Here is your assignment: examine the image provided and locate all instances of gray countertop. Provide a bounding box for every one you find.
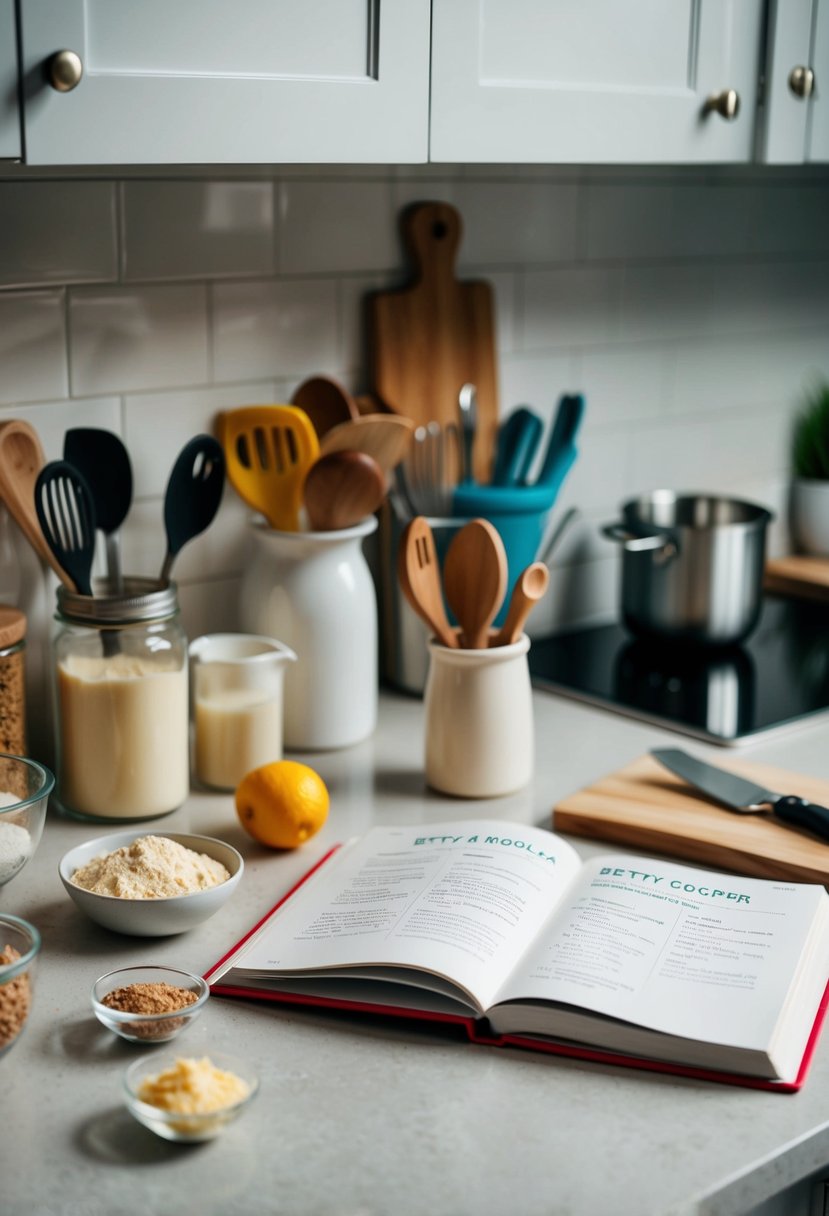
[5,686,829,1216]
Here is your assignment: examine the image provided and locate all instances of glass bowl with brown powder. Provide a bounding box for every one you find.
[92,965,210,1044]
[0,914,41,1057]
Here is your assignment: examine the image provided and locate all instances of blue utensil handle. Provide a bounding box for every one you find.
[492,408,544,487]
[774,796,829,842]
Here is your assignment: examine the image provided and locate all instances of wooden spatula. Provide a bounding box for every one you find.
[220,405,319,531]
[397,516,458,649]
[0,419,69,584]
[319,414,415,477]
[443,518,508,649]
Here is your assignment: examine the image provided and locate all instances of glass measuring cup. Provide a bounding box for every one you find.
[189,633,297,791]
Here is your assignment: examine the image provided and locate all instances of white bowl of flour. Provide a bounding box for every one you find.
[58,831,243,936]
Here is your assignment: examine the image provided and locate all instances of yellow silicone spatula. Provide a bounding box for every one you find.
[220,405,319,531]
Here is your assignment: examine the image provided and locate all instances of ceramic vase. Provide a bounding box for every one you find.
[239,518,378,750]
[791,479,829,557]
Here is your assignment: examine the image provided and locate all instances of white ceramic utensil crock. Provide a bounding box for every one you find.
[239,517,378,750]
[424,633,533,798]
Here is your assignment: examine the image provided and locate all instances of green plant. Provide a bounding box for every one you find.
[792,381,829,480]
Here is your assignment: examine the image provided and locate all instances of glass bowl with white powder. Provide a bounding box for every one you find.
[0,755,55,888]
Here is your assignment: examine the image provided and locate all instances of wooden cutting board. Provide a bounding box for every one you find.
[764,555,829,602]
[554,754,829,883]
[369,202,498,483]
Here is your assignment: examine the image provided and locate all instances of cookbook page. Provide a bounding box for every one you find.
[224,821,582,1012]
[495,854,829,1049]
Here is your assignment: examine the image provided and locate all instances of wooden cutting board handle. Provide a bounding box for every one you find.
[404,202,463,287]
[370,201,498,483]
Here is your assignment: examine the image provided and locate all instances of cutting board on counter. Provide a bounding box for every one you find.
[765,555,829,602]
[554,754,829,883]
[369,202,498,483]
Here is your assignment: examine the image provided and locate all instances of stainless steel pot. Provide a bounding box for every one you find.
[602,492,773,646]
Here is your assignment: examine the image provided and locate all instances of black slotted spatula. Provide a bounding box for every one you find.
[34,460,97,596]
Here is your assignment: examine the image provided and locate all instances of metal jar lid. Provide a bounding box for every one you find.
[56,578,180,626]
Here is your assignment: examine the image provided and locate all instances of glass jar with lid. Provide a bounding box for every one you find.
[0,606,26,757]
[52,579,189,821]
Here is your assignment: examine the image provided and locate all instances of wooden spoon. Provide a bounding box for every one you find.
[442,518,508,649]
[397,516,458,649]
[0,419,72,586]
[290,375,358,440]
[491,562,550,647]
[303,450,386,532]
[320,415,415,476]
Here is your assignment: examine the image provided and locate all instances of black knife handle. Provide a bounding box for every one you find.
[774,796,829,843]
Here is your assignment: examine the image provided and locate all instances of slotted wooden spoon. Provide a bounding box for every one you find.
[443,518,508,649]
[397,516,458,649]
[220,405,319,531]
[0,418,69,584]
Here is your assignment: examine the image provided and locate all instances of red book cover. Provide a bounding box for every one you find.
[205,846,829,1094]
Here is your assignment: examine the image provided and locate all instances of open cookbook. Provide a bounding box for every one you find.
[206,820,829,1091]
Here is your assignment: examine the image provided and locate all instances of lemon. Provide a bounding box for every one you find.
[235,760,329,849]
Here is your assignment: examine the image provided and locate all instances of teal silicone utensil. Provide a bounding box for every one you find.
[451,394,585,624]
[491,407,544,487]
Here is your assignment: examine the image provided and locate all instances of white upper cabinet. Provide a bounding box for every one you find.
[0,0,21,159]
[430,0,765,163]
[761,0,829,162]
[813,3,829,158]
[17,0,430,165]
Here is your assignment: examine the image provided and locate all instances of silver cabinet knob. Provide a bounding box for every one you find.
[48,50,83,93]
[789,66,815,99]
[703,88,740,120]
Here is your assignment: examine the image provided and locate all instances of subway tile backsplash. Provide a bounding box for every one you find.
[1,164,828,651]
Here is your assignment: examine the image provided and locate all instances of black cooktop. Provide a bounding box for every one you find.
[529,596,829,746]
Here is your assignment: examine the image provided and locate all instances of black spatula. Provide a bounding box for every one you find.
[63,428,133,591]
[160,435,225,582]
[34,460,97,596]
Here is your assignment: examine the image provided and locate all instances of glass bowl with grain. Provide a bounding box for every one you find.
[92,964,210,1044]
[0,914,41,1057]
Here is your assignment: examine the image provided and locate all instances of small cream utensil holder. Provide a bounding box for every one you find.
[424,633,533,798]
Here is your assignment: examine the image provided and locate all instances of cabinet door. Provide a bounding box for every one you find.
[18,0,429,165]
[430,0,764,163]
[0,0,21,159]
[810,1,829,159]
[760,0,828,163]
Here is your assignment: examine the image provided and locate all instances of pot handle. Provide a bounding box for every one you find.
[601,523,678,564]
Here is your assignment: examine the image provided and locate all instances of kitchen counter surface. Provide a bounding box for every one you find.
[6,686,829,1216]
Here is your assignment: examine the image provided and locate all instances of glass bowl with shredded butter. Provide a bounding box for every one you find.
[123,1051,259,1141]
[58,831,243,937]
[92,965,210,1044]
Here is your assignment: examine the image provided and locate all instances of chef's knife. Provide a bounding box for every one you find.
[651,748,829,843]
